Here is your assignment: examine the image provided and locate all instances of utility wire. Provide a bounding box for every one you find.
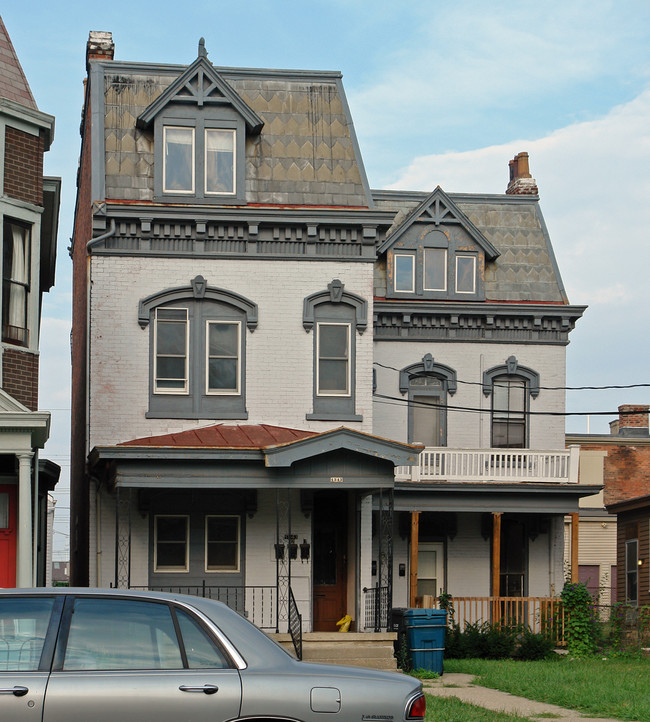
[373,361,650,392]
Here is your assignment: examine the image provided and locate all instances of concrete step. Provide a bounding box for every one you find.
[271,632,399,672]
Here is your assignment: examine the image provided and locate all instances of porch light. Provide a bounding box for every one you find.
[289,543,298,560]
[274,543,285,560]
[300,539,310,561]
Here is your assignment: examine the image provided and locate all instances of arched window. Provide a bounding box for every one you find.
[139,276,257,419]
[400,355,457,447]
[483,356,540,449]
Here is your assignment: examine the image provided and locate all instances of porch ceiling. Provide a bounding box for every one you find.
[392,482,603,514]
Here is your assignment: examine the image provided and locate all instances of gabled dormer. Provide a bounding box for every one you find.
[378,186,499,301]
[136,39,263,205]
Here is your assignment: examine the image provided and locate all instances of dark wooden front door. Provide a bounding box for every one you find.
[313,491,347,632]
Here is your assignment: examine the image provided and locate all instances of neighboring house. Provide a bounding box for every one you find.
[0,16,60,587]
[569,404,650,607]
[69,32,595,635]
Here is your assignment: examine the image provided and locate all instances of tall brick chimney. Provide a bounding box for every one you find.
[506,152,539,195]
[86,31,114,71]
[612,404,650,437]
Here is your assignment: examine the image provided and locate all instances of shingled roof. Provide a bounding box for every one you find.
[0,16,36,109]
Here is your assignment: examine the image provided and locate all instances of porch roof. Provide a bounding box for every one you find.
[90,424,422,489]
[392,481,603,514]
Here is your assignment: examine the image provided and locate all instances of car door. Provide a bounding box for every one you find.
[42,595,242,722]
[0,595,62,722]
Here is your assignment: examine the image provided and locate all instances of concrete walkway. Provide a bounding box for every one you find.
[422,673,627,722]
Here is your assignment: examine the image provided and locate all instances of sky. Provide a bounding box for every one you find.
[2,1,649,560]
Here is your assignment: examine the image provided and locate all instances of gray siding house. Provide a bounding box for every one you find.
[70,33,596,640]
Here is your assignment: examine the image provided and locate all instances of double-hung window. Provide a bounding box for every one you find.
[316,322,350,397]
[394,253,415,293]
[456,255,477,294]
[423,248,447,292]
[2,219,30,346]
[205,516,240,572]
[163,125,235,197]
[492,376,526,448]
[154,515,189,572]
[206,321,240,394]
[154,308,188,393]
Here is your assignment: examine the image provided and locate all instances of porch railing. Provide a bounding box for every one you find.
[129,583,277,630]
[421,595,566,644]
[288,587,303,660]
[396,446,580,484]
[363,585,390,631]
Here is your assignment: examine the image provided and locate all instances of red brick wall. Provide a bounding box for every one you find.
[618,404,649,430]
[69,78,93,586]
[3,126,44,206]
[604,446,650,506]
[2,347,38,410]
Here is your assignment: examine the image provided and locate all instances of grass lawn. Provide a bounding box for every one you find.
[445,657,650,721]
[425,695,534,721]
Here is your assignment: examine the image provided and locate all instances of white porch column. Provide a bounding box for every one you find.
[16,451,34,587]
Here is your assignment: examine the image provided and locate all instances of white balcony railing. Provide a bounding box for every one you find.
[395,445,580,483]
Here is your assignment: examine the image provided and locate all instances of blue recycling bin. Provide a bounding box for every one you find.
[404,608,447,674]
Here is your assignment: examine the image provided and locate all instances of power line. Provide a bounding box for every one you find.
[373,361,650,392]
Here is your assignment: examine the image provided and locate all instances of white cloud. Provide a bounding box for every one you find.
[385,90,650,312]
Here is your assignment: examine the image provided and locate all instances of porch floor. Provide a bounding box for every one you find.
[271,632,399,672]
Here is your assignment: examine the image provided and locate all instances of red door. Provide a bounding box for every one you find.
[0,485,17,587]
[313,492,348,632]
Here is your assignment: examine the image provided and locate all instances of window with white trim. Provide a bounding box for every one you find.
[163,126,195,194]
[394,253,415,293]
[154,515,189,572]
[456,255,476,294]
[492,376,526,449]
[206,321,240,394]
[2,219,31,346]
[316,322,350,397]
[154,308,188,393]
[205,515,240,572]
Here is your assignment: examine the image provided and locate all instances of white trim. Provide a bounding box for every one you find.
[204,128,236,196]
[153,307,189,394]
[316,321,351,397]
[393,252,415,293]
[455,254,477,294]
[204,515,240,573]
[205,320,241,395]
[423,248,447,292]
[163,125,195,194]
[153,514,189,573]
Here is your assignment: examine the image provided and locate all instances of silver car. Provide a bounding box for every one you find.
[0,588,425,721]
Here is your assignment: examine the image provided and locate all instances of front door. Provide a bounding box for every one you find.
[0,486,17,588]
[313,492,348,632]
[417,542,444,601]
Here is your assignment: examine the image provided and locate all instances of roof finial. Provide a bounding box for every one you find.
[198,37,207,58]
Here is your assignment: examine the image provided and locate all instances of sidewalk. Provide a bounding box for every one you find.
[422,673,627,722]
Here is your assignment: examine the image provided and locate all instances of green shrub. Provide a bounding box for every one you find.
[560,582,597,657]
[516,629,555,660]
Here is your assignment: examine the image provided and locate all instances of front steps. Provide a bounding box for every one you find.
[271,632,399,672]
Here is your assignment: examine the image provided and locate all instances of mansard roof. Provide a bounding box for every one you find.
[0,16,36,109]
[374,189,570,304]
[136,40,263,133]
[378,185,499,260]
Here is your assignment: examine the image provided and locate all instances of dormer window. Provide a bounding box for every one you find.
[138,42,263,206]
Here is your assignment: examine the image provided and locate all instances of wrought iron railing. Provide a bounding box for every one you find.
[396,446,580,483]
[288,587,302,660]
[363,585,390,631]
[129,583,277,630]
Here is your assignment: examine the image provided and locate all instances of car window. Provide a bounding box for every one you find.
[175,608,230,668]
[0,597,55,671]
[63,598,182,670]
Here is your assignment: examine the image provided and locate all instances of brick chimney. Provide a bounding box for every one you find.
[613,404,650,437]
[506,152,539,195]
[86,31,114,71]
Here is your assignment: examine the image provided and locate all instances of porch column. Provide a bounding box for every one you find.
[491,512,502,597]
[570,512,579,583]
[16,452,34,588]
[409,511,420,607]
